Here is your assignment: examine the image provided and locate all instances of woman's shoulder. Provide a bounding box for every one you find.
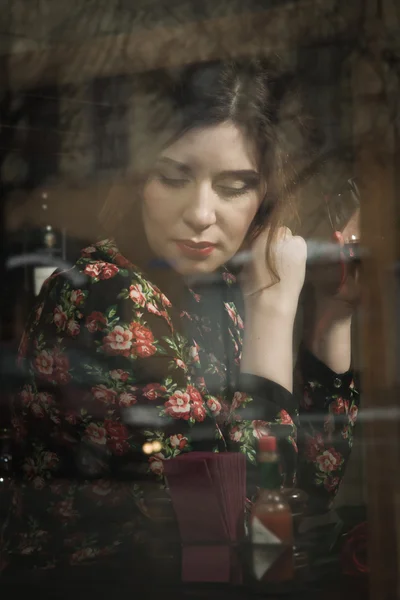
[76,238,136,278]
[38,238,158,309]
[75,238,168,297]
[41,238,170,311]
[54,237,155,289]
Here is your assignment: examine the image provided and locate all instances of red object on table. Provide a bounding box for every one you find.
[164,452,246,583]
[341,522,368,575]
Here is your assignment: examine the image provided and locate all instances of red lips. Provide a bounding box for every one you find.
[176,240,216,258]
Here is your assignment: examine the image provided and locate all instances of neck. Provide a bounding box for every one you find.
[116,212,187,303]
[259,459,281,491]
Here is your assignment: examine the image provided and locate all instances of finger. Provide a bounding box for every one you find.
[333,230,345,247]
[331,231,349,292]
[278,226,293,241]
[342,207,360,242]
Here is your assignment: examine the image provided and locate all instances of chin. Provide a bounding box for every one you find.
[173,257,223,277]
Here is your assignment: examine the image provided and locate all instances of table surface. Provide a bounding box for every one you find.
[1,506,368,599]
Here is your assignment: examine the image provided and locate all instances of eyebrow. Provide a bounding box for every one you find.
[157,157,192,175]
[156,157,260,181]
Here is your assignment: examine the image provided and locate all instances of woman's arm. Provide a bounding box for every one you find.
[295,344,360,514]
[240,297,296,393]
[230,299,359,510]
[303,293,353,374]
[295,249,360,513]
[303,229,360,374]
[240,227,308,393]
[231,229,360,509]
[225,229,306,483]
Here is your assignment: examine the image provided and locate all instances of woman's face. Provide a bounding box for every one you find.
[142,121,262,276]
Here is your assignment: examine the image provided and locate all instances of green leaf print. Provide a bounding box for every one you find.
[106,305,118,320]
[117,289,130,300]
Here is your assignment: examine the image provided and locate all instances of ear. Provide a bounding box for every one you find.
[247,201,275,242]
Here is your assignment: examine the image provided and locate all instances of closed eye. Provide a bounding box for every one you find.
[216,182,256,198]
[157,175,189,188]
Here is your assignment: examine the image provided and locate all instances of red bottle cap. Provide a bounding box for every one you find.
[259,436,277,452]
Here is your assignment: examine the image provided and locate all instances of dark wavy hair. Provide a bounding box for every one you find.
[100,57,309,280]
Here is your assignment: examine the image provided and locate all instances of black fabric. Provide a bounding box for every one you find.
[298,344,354,397]
[238,373,297,420]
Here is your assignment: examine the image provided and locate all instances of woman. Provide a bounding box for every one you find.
[1,59,359,581]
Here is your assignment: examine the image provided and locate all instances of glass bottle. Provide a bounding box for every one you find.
[250,436,294,583]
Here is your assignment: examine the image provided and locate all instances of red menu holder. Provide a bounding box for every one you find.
[164,452,246,584]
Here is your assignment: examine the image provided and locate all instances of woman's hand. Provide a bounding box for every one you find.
[303,212,361,374]
[307,207,361,312]
[330,231,361,309]
[240,226,307,317]
[239,227,307,393]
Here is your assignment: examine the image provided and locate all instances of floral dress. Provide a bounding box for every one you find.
[0,238,359,572]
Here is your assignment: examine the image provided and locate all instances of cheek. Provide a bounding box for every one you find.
[142,181,173,228]
[227,197,261,243]
[142,180,160,216]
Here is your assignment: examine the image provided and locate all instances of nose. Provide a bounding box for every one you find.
[182,182,217,232]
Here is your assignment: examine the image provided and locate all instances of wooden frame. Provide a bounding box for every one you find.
[2,3,400,596]
[345,7,400,596]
